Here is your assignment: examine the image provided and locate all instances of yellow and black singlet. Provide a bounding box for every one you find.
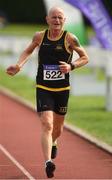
[36,29,73,92]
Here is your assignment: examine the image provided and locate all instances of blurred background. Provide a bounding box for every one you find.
[0,0,112,145]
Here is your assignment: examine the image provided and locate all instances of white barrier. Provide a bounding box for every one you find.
[85,47,112,111]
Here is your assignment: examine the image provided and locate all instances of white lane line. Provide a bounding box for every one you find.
[0,144,36,180]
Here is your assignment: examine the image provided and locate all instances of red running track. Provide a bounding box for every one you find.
[0,92,112,179]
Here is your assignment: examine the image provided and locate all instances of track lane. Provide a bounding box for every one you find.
[0,148,29,179]
[0,92,112,179]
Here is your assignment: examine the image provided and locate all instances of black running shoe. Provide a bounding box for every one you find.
[45,161,56,178]
[51,145,57,159]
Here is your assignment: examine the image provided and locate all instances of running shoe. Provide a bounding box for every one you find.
[51,145,57,159]
[45,161,56,178]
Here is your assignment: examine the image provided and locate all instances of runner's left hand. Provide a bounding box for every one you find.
[59,61,71,73]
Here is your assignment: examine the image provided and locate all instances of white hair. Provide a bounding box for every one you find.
[48,6,65,17]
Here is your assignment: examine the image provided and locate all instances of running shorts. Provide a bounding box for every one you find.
[36,88,69,115]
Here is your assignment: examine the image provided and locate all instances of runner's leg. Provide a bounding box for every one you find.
[40,111,53,161]
[52,113,65,142]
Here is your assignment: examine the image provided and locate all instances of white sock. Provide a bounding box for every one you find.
[45,160,52,167]
[52,140,57,146]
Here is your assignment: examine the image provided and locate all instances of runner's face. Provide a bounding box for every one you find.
[46,9,65,30]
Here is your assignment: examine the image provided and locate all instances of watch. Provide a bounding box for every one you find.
[70,62,75,71]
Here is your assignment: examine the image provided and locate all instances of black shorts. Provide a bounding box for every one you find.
[36,88,69,115]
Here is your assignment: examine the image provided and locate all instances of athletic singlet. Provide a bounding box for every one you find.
[36,29,73,91]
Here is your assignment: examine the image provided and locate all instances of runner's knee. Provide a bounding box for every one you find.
[41,119,53,132]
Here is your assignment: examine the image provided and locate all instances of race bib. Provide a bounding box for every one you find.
[43,65,65,80]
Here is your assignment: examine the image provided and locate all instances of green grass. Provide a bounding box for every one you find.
[0,66,35,104]
[67,96,112,145]
[74,66,93,75]
[0,66,112,145]
[0,23,47,37]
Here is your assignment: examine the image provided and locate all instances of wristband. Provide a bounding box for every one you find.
[70,62,75,71]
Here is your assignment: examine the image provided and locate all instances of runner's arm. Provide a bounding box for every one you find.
[16,32,41,69]
[59,33,89,74]
[68,33,89,70]
[6,32,42,76]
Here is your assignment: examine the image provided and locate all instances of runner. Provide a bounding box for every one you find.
[6,7,89,178]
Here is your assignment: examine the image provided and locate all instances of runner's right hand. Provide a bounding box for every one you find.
[6,65,20,76]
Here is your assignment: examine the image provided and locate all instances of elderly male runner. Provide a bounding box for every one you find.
[6,7,89,178]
